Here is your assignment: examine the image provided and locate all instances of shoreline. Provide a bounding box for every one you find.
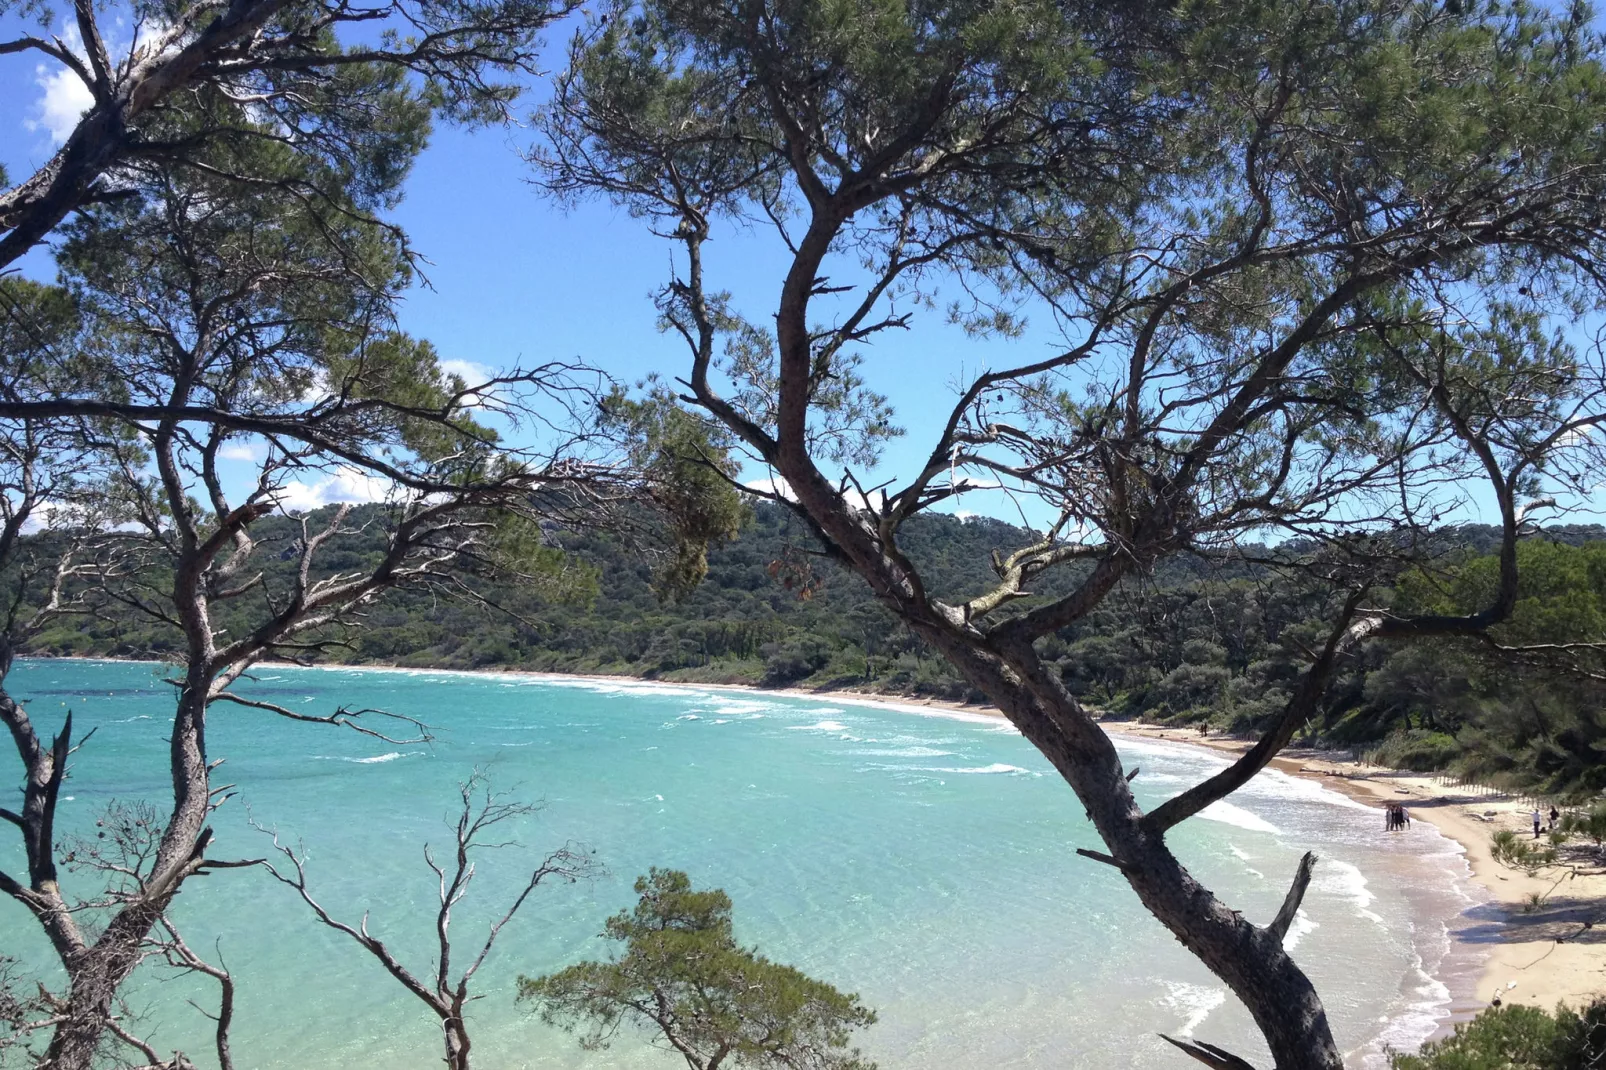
[331,664,1604,1022]
[28,656,1606,1044]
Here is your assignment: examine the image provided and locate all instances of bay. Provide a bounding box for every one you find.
[0,659,1482,1068]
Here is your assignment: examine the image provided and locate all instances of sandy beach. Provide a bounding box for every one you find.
[1093,719,1606,1014]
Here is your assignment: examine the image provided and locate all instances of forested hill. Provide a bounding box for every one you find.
[22,503,1606,796]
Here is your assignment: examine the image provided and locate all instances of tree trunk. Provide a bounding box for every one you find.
[925,630,1342,1069]
[444,998,472,1070]
[41,681,213,1069]
[42,905,161,1068]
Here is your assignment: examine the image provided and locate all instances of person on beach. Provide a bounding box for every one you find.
[1397,805,1409,829]
[1551,806,1561,831]
[1534,809,1544,839]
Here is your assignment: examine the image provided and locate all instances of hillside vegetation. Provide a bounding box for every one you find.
[21,502,1606,798]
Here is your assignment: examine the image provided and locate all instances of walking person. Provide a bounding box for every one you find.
[1533,808,1544,839]
[1550,806,1561,831]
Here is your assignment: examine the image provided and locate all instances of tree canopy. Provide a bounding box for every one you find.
[520,868,877,1070]
[532,0,1606,1065]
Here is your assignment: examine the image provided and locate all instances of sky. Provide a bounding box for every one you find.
[0,15,1080,525]
[0,12,1537,534]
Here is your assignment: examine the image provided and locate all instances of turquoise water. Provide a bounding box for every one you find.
[0,659,1482,1069]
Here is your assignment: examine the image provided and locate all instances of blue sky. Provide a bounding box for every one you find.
[0,23,1073,524]
[2,16,1540,534]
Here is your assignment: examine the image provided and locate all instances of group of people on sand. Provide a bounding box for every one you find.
[1384,802,1411,831]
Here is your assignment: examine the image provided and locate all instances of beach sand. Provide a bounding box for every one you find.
[1090,719,1606,1014]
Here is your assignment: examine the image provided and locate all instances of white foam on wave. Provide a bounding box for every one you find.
[788,720,849,732]
[1228,843,1266,879]
[528,674,711,699]
[1355,924,1453,1068]
[1317,858,1385,926]
[1240,766,1376,813]
[708,699,769,715]
[918,763,1032,776]
[804,693,1017,729]
[853,746,956,758]
[1282,908,1318,952]
[312,751,417,764]
[1197,800,1279,834]
[1162,981,1226,1038]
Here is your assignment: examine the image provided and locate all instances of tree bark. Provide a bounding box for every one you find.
[925,630,1341,1069]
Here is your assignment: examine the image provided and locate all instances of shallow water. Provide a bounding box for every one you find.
[0,660,1484,1068]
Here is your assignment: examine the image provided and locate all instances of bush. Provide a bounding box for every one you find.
[1150,663,1230,717]
[760,636,834,685]
[1368,729,1461,772]
[1390,1001,1606,1069]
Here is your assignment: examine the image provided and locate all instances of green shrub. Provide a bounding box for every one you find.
[1390,1001,1606,1069]
[1369,729,1462,772]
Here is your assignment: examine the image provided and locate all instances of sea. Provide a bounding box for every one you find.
[0,659,1485,1069]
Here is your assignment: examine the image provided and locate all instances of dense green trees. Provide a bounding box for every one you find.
[21,501,1606,797]
[520,869,877,1070]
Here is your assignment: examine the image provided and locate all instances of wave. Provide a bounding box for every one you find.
[852,746,957,758]
[1317,858,1385,926]
[1282,908,1318,951]
[1238,767,1376,813]
[918,763,1032,776]
[706,700,770,715]
[1162,981,1226,1038]
[1197,800,1279,834]
[311,751,417,764]
[1357,932,1453,1068]
[788,720,849,732]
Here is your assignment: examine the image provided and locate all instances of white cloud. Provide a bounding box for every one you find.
[742,474,878,512]
[28,61,93,144]
[438,358,505,410]
[25,21,180,146]
[271,467,392,514]
[218,443,263,462]
[744,475,796,501]
[439,359,495,385]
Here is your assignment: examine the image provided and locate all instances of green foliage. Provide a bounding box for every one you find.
[604,386,748,602]
[1389,1001,1606,1070]
[18,497,1606,796]
[1366,730,1463,773]
[518,869,876,1070]
[1560,803,1606,848]
[1489,830,1556,875]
